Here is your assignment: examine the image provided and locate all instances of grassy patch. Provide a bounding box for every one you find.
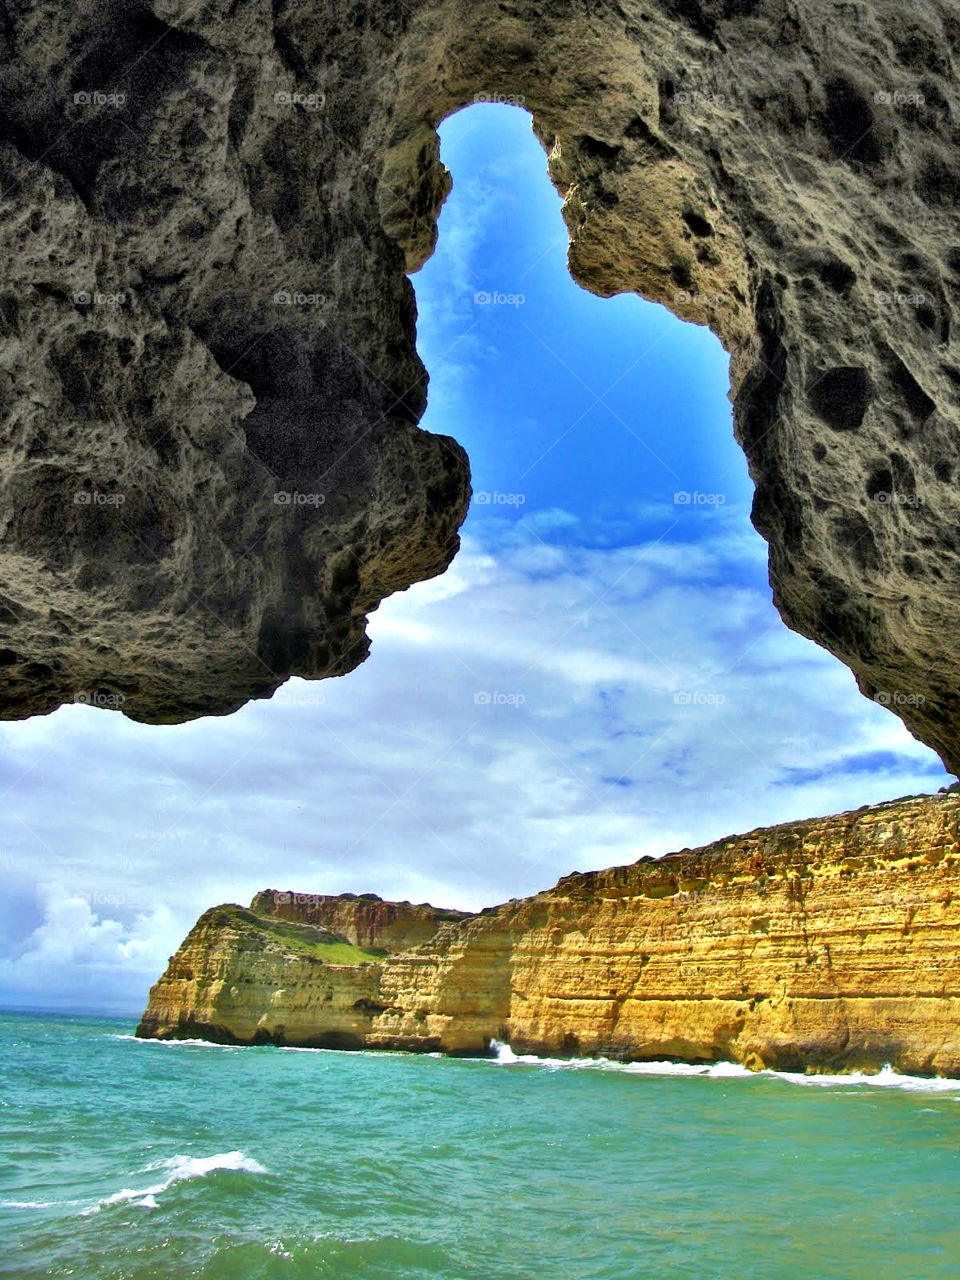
[211,906,388,965]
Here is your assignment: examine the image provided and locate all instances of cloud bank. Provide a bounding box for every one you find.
[0,516,946,1012]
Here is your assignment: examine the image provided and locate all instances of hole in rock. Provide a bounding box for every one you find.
[367,103,951,886]
[0,107,951,1018]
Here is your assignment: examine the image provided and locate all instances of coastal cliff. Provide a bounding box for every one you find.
[138,792,960,1075]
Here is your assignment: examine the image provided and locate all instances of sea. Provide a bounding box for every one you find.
[2,1010,960,1279]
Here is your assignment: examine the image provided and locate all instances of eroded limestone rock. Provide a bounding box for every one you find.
[1,1,958,766]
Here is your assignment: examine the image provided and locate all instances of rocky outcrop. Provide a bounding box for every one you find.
[1,3,959,767]
[139,791,960,1075]
[249,889,472,951]
[135,904,393,1045]
[0,0,470,723]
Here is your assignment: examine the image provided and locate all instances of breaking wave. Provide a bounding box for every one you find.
[486,1041,960,1093]
[80,1151,267,1215]
[110,1035,246,1050]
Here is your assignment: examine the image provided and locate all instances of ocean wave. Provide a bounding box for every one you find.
[108,1033,960,1093]
[768,1064,960,1093]
[80,1151,267,1215]
[487,1042,960,1093]
[489,1044,753,1078]
[109,1034,245,1050]
[277,1046,408,1058]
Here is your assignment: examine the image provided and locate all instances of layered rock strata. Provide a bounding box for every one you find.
[136,905,391,1046]
[139,790,960,1075]
[0,3,958,768]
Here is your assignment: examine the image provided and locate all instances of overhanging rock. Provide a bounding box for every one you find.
[0,0,958,772]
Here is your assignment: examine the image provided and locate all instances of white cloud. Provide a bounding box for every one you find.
[3,102,944,1019]
[0,520,948,1015]
[0,886,178,1013]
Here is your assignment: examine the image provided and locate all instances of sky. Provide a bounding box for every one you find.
[0,105,951,1014]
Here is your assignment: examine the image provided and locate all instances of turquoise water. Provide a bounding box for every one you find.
[3,1013,960,1278]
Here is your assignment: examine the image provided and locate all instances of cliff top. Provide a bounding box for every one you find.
[198,906,388,966]
[250,889,472,921]
[550,791,960,903]
[249,793,960,927]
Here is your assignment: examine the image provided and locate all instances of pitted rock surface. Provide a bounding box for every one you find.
[1,1,959,768]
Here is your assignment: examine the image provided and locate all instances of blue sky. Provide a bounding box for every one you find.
[420,108,744,548]
[0,105,949,1013]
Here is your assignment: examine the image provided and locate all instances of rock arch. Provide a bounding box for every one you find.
[0,0,958,771]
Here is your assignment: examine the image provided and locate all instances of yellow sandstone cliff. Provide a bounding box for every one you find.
[138,792,960,1075]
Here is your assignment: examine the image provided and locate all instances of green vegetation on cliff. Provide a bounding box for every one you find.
[211,906,387,966]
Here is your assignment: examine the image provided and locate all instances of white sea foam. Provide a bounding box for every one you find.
[1,1199,58,1209]
[768,1064,960,1093]
[80,1151,267,1215]
[111,1033,960,1093]
[109,1034,245,1050]
[489,1042,753,1078]
[277,1046,405,1057]
[118,1037,389,1055]
[485,1041,960,1093]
